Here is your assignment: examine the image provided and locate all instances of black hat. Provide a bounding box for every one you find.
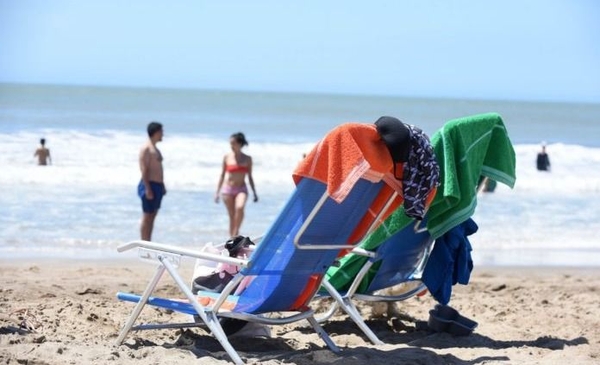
[374,116,411,163]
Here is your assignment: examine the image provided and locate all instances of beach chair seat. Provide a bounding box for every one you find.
[115,122,405,364]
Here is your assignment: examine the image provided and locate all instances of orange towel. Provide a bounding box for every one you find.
[294,123,397,202]
[293,122,404,241]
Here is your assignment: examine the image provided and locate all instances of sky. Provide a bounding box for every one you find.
[0,0,599,103]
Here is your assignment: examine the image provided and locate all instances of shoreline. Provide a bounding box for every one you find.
[1,260,599,364]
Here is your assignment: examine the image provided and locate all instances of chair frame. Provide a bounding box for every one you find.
[317,220,434,344]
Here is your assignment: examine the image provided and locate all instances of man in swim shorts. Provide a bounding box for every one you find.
[138,121,166,241]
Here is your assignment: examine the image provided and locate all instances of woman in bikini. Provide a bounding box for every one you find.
[215,132,258,237]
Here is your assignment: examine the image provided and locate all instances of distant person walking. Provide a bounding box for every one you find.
[536,143,551,171]
[138,122,166,241]
[34,138,51,165]
[215,132,258,237]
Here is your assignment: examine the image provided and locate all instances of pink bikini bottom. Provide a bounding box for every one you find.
[220,184,248,197]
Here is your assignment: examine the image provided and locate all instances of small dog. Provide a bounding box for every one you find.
[368,281,426,319]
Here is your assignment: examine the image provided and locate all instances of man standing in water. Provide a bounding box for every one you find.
[138,122,166,241]
[34,138,52,165]
[536,142,551,171]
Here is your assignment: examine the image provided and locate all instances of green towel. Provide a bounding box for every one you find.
[325,112,516,292]
[426,112,516,238]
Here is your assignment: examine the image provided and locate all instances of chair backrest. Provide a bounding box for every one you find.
[363,218,432,293]
[234,177,388,313]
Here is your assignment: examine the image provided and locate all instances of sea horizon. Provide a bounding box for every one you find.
[5,80,600,102]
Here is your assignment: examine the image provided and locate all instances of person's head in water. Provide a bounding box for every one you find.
[40,138,46,146]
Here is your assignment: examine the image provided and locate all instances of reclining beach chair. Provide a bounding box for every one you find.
[115,122,406,365]
[319,112,517,344]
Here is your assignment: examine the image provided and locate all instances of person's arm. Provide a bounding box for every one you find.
[247,157,258,202]
[139,147,154,200]
[215,156,226,203]
[48,149,52,165]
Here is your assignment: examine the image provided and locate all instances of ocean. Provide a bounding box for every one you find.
[1,83,599,266]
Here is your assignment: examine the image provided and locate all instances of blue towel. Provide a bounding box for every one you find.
[422,218,478,305]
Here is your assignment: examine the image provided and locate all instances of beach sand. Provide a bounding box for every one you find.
[1,259,598,365]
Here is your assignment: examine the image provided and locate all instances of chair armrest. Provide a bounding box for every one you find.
[117,240,249,268]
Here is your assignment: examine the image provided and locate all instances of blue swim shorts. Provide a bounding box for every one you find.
[138,181,165,213]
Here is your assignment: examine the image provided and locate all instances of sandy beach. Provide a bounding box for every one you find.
[1,258,598,365]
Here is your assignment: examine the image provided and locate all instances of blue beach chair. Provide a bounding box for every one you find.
[319,112,517,344]
[115,123,403,364]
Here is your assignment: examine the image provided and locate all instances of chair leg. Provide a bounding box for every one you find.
[115,264,166,345]
[320,279,384,345]
[339,297,383,345]
[204,312,245,365]
[160,257,245,365]
[306,315,340,353]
